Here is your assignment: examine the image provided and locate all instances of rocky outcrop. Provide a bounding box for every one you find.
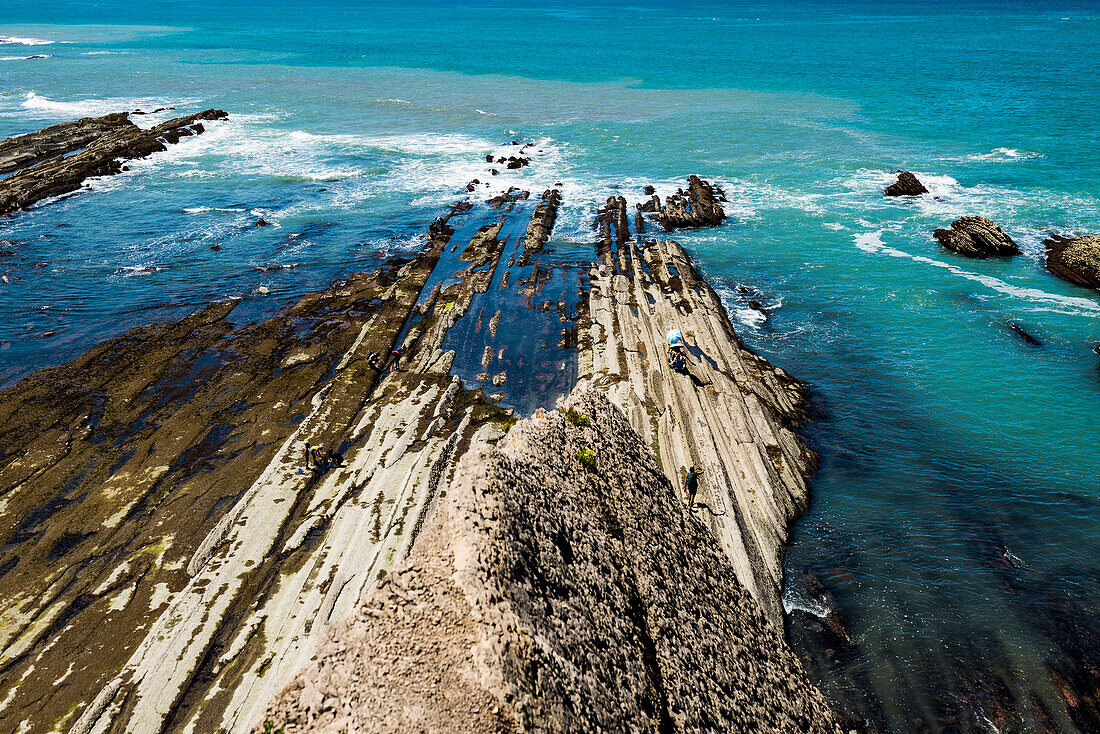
[933,216,1020,258]
[582,222,815,627]
[0,109,227,215]
[1044,235,1100,290]
[0,112,133,175]
[515,188,560,266]
[884,171,928,196]
[657,175,726,230]
[256,390,842,734]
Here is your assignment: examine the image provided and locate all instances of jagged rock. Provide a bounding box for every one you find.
[1044,235,1100,290]
[484,153,493,162]
[884,171,929,196]
[657,175,726,230]
[0,112,133,176]
[0,109,228,215]
[933,216,1019,258]
[643,184,655,195]
[257,391,841,734]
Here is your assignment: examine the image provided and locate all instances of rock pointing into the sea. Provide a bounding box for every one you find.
[933,216,1019,258]
[1044,235,1100,290]
[884,171,929,196]
[657,175,726,229]
[0,112,133,176]
[256,390,842,734]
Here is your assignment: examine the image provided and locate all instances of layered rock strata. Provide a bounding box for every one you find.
[0,109,227,215]
[256,390,842,734]
[656,175,727,230]
[514,187,561,266]
[933,216,1020,258]
[0,112,133,176]
[581,200,815,626]
[1044,235,1100,290]
[884,171,929,196]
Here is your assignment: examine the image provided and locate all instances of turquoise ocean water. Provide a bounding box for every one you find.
[1,1,1098,730]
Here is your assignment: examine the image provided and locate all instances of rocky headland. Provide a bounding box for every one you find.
[1044,235,1100,291]
[0,116,834,733]
[933,216,1020,258]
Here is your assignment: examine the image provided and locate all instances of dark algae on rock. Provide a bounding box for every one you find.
[933,216,1020,258]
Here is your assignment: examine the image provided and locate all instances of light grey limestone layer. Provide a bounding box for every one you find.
[580,237,815,626]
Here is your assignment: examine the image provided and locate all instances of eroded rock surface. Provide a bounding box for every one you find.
[0,109,227,215]
[657,175,727,230]
[1044,235,1100,290]
[933,216,1020,258]
[257,391,841,734]
[884,171,929,196]
[0,112,134,176]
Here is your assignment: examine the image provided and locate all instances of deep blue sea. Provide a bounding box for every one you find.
[2,1,1098,731]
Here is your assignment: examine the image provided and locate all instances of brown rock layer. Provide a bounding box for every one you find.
[1044,235,1100,290]
[0,112,134,176]
[0,109,227,215]
[884,171,929,196]
[933,216,1020,258]
[256,390,841,734]
[657,175,726,230]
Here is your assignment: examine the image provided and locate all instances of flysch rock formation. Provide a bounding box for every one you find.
[0,113,133,176]
[655,175,727,230]
[0,110,227,215]
[1044,234,1100,290]
[883,171,929,197]
[933,216,1020,258]
[256,390,842,734]
[582,195,814,627]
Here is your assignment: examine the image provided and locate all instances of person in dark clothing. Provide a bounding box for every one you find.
[685,465,703,507]
[304,441,312,469]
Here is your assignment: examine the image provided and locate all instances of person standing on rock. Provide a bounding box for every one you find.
[685,465,702,508]
[304,441,312,469]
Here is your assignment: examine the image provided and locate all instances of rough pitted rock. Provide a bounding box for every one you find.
[257,390,841,734]
[0,109,227,215]
[657,175,726,229]
[1044,235,1100,290]
[0,112,134,176]
[933,216,1019,258]
[884,171,929,196]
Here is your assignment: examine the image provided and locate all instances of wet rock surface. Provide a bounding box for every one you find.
[933,216,1020,258]
[258,390,841,734]
[0,112,134,176]
[1044,235,1100,290]
[656,175,727,230]
[884,171,929,197]
[0,109,227,216]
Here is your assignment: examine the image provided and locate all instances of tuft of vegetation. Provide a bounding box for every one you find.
[563,408,590,427]
[576,448,597,472]
[263,723,285,734]
[499,415,519,433]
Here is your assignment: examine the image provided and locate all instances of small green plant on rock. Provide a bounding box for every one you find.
[263,722,285,734]
[563,408,590,427]
[577,448,597,472]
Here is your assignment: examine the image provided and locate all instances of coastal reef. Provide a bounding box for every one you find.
[655,175,727,230]
[884,171,929,197]
[257,390,842,733]
[1044,235,1100,290]
[0,109,227,215]
[933,216,1020,258]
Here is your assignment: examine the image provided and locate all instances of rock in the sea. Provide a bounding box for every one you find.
[933,216,1019,258]
[884,170,929,196]
[0,112,133,176]
[1044,235,1100,290]
[657,175,726,230]
[256,391,842,734]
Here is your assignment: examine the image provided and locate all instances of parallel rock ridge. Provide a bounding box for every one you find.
[0,112,133,176]
[655,174,727,230]
[0,109,227,215]
[257,390,841,734]
[884,170,929,197]
[1044,235,1100,290]
[933,216,1020,258]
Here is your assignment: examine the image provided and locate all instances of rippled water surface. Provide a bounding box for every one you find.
[2,1,1098,731]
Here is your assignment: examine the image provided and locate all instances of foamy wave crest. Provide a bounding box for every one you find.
[782,588,832,619]
[16,91,197,119]
[966,147,1040,162]
[0,54,51,61]
[117,265,169,277]
[854,230,1100,313]
[0,36,54,46]
[182,206,248,214]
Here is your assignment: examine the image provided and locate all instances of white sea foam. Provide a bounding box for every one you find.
[182,206,248,214]
[0,54,51,61]
[15,91,198,119]
[0,35,54,46]
[781,589,832,619]
[965,147,1039,162]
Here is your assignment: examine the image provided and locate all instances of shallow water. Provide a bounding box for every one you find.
[1,1,1098,731]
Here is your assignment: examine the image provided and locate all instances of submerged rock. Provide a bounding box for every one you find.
[1044,235,1100,290]
[933,216,1019,258]
[257,391,842,734]
[884,170,929,196]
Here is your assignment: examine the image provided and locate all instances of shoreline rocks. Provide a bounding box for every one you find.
[0,109,227,216]
[884,171,929,196]
[0,112,134,176]
[933,216,1019,258]
[657,175,727,230]
[1044,235,1100,290]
